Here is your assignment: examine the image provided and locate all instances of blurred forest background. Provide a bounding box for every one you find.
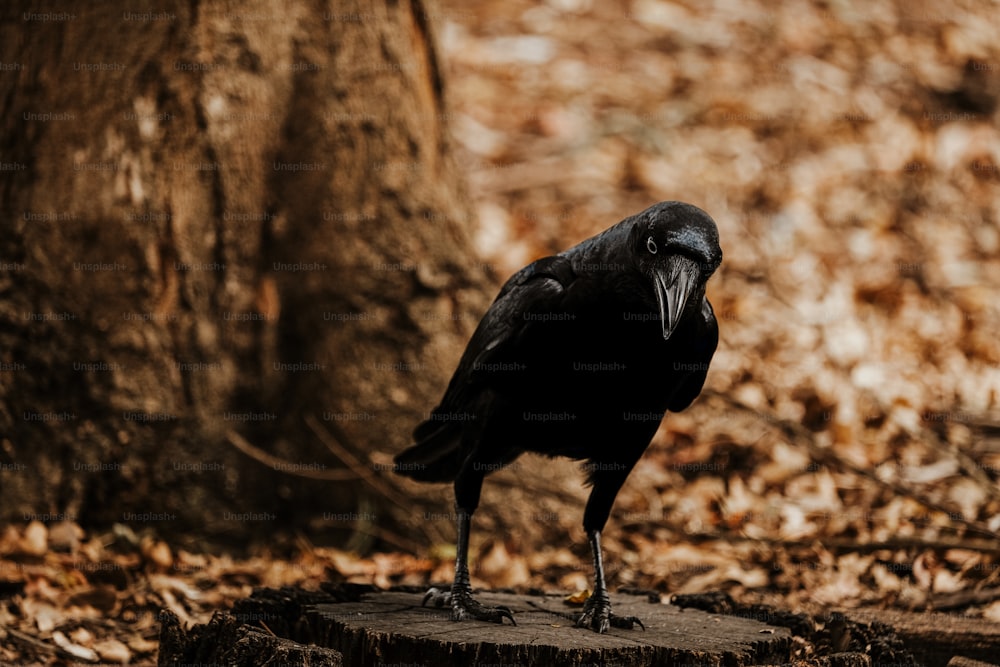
[3,0,1000,663]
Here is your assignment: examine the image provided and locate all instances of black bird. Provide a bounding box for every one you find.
[394,201,722,633]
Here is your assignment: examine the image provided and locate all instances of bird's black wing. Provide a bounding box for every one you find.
[440,253,576,409]
[667,298,719,412]
[396,255,575,481]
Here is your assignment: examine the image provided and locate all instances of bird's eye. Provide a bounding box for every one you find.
[646,237,658,254]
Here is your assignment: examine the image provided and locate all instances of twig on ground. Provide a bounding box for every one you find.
[929,585,1000,611]
[1,624,98,663]
[304,413,450,546]
[225,430,357,481]
[228,428,442,548]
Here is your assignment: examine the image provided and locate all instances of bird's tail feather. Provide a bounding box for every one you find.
[393,420,463,483]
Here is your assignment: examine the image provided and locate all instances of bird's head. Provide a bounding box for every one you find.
[632,201,722,340]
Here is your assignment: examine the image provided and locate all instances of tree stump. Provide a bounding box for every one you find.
[158,608,343,667]
[158,586,793,666]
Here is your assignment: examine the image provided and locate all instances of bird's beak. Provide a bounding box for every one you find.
[652,257,700,340]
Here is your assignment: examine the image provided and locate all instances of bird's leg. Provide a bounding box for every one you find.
[422,467,515,625]
[454,507,515,624]
[575,529,644,632]
[573,529,644,632]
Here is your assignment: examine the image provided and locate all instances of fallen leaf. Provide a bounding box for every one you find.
[141,537,173,570]
[19,521,47,557]
[94,636,132,663]
[52,630,99,662]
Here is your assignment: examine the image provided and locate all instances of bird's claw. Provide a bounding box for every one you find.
[422,586,449,608]
[610,614,644,630]
[575,594,645,633]
[421,586,516,625]
[453,598,516,625]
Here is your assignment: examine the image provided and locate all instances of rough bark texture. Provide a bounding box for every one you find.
[846,609,1000,667]
[158,608,343,667]
[0,0,488,548]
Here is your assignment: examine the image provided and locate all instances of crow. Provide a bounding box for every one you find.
[394,201,722,633]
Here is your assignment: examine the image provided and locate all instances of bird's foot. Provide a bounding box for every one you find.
[422,586,516,625]
[575,592,645,633]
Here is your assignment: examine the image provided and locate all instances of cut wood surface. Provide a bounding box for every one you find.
[157,586,793,666]
[161,586,1000,667]
[157,586,794,667]
[309,589,793,666]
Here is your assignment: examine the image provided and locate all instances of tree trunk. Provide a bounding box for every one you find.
[0,0,488,550]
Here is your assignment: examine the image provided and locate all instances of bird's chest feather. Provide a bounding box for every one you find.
[509,275,700,405]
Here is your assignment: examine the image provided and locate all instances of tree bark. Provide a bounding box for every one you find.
[0,0,488,549]
[159,608,343,667]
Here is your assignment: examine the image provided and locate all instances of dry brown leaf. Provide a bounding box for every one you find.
[22,598,60,633]
[94,636,132,663]
[19,521,47,557]
[52,630,99,662]
[983,600,1000,623]
[148,573,204,602]
[127,634,159,654]
[141,537,173,570]
[912,552,934,590]
[159,589,194,626]
[558,571,590,592]
[68,626,94,647]
[477,541,531,589]
[47,522,84,553]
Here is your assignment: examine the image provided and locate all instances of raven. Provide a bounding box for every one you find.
[394,201,722,633]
